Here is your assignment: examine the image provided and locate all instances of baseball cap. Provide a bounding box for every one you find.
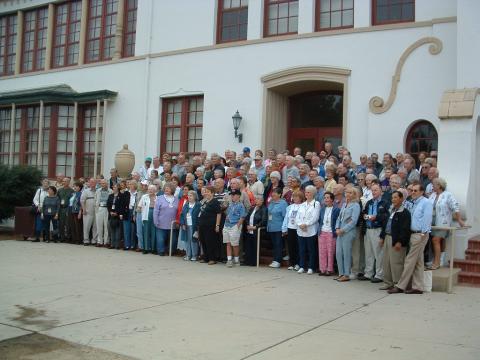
[230,189,241,196]
[243,147,251,153]
[145,157,152,162]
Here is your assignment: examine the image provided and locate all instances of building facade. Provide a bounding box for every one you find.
[0,0,479,254]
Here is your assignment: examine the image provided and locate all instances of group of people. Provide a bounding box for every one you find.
[30,143,466,294]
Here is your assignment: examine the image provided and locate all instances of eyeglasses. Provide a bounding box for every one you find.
[412,189,420,193]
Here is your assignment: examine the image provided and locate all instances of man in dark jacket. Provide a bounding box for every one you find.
[359,184,389,283]
[379,191,411,290]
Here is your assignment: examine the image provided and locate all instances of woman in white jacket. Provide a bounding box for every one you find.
[282,190,304,271]
[137,185,158,254]
[428,178,465,270]
[295,185,321,274]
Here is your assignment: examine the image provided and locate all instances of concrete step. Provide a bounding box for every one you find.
[468,239,480,250]
[453,259,480,273]
[465,249,480,261]
[431,267,460,292]
[458,271,480,286]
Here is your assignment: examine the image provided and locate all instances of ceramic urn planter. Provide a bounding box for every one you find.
[114,144,135,178]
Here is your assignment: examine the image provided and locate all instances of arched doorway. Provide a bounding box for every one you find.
[261,66,350,152]
[405,120,438,163]
[288,90,343,153]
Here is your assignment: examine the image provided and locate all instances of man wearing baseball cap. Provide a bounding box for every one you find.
[243,147,251,159]
[223,189,247,267]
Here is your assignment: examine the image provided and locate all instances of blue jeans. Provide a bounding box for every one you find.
[269,231,283,263]
[42,215,58,241]
[35,213,43,238]
[185,225,199,259]
[155,228,170,254]
[336,230,355,276]
[142,208,155,251]
[123,209,134,249]
[136,212,143,250]
[298,235,317,271]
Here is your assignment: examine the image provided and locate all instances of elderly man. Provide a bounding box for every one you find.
[419,161,432,189]
[54,173,65,189]
[403,157,420,186]
[139,157,152,182]
[57,177,74,242]
[148,156,163,179]
[252,155,266,182]
[95,179,112,247]
[313,176,325,203]
[389,182,433,294]
[225,178,251,211]
[282,156,299,181]
[324,142,336,159]
[360,184,389,283]
[332,184,346,209]
[81,178,98,245]
[247,170,264,197]
[425,167,439,197]
[32,179,50,242]
[298,164,310,185]
[172,153,187,179]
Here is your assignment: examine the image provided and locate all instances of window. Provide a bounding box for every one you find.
[265,0,298,37]
[52,0,82,68]
[80,105,103,178]
[316,0,354,30]
[405,120,437,164]
[0,104,103,179]
[372,0,414,25]
[0,13,17,76]
[0,109,11,164]
[217,0,248,43]
[86,0,118,63]
[22,7,48,72]
[123,0,137,57]
[161,96,203,155]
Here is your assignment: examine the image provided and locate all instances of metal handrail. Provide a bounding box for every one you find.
[169,220,178,257]
[256,226,265,268]
[430,225,471,293]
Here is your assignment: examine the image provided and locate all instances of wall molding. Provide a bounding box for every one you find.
[369,36,443,114]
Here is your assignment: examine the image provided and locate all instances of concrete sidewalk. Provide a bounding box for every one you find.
[0,240,479,360]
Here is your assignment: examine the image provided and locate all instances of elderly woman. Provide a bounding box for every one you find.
[428,178,465,270]
[32,179,50,242]
[295,185,321,274]
[318,191,340,276]
[198,186,222,265]
[180,190,201,261]
[41,186,60,243]
[335,186,361,282]
[267,187,288,268]
[264,171,284,206]
[138,184,157,254]
[69,182,83,244]
[154,182,179,256]
[324,167,337,193]
[282,190,304,271]
[244,195,268,266]
[107,184,122,249]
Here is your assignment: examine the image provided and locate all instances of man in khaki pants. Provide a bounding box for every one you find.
[379,191,411,291]
[389,182,432,294]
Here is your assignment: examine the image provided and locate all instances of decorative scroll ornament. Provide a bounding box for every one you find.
[369,37,443,114]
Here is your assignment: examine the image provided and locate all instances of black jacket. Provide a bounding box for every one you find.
[244,205,268,232]
[362,198,389,234]
[263,180,284,203]
[380,205,411,247]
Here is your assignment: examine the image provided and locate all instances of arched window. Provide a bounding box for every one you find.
[405,120,438,163]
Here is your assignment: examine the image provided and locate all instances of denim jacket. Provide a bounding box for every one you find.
[267,199,288,232]
[335,202,361,234]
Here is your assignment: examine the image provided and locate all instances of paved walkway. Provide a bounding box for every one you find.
[0,240,479,360]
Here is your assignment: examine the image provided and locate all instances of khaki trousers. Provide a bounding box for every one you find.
[351,227,365,275]
[397,233,428,291]
[364,227,384,280]
[96,207,110,245]
[383,235,406,287]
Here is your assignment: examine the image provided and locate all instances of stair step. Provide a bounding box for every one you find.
[468,239,480,250]
[454,259,480,273]
[466,249,480,261]
[458,271,480,285]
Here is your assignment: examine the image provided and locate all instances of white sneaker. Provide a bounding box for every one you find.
[297,268,305,274]
[307,269,313,275]
[269,261,280,268]
[287,266,294,270]
[183,256,189,261]
[226,260,233,268]
[233,260,240,267]
[190,257,197,261]
[294,265,300,271]
[283,255,290,261]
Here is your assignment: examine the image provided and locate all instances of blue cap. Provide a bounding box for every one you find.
[243,147,251,153]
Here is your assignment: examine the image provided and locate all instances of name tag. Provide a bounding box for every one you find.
[47,208,52,214]
[112,204,115,210]
[268,214,273,221]
[61,200,65,205]
[389,213,395,219]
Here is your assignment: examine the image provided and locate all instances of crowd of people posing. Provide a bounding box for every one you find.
[31,143,466,294]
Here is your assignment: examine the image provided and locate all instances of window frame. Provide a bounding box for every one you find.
[52,0,82,69]
[372,0,415,26]
[405,120,437,164]
[160,96,204,156]
[264,0,299,38]
[315,0,354,31]
[85,0,118,64]
[0,13,18,77]
[122,0,138,57]
[216,0,249,44]
[0,109,12,164]
[21,7,48,73]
